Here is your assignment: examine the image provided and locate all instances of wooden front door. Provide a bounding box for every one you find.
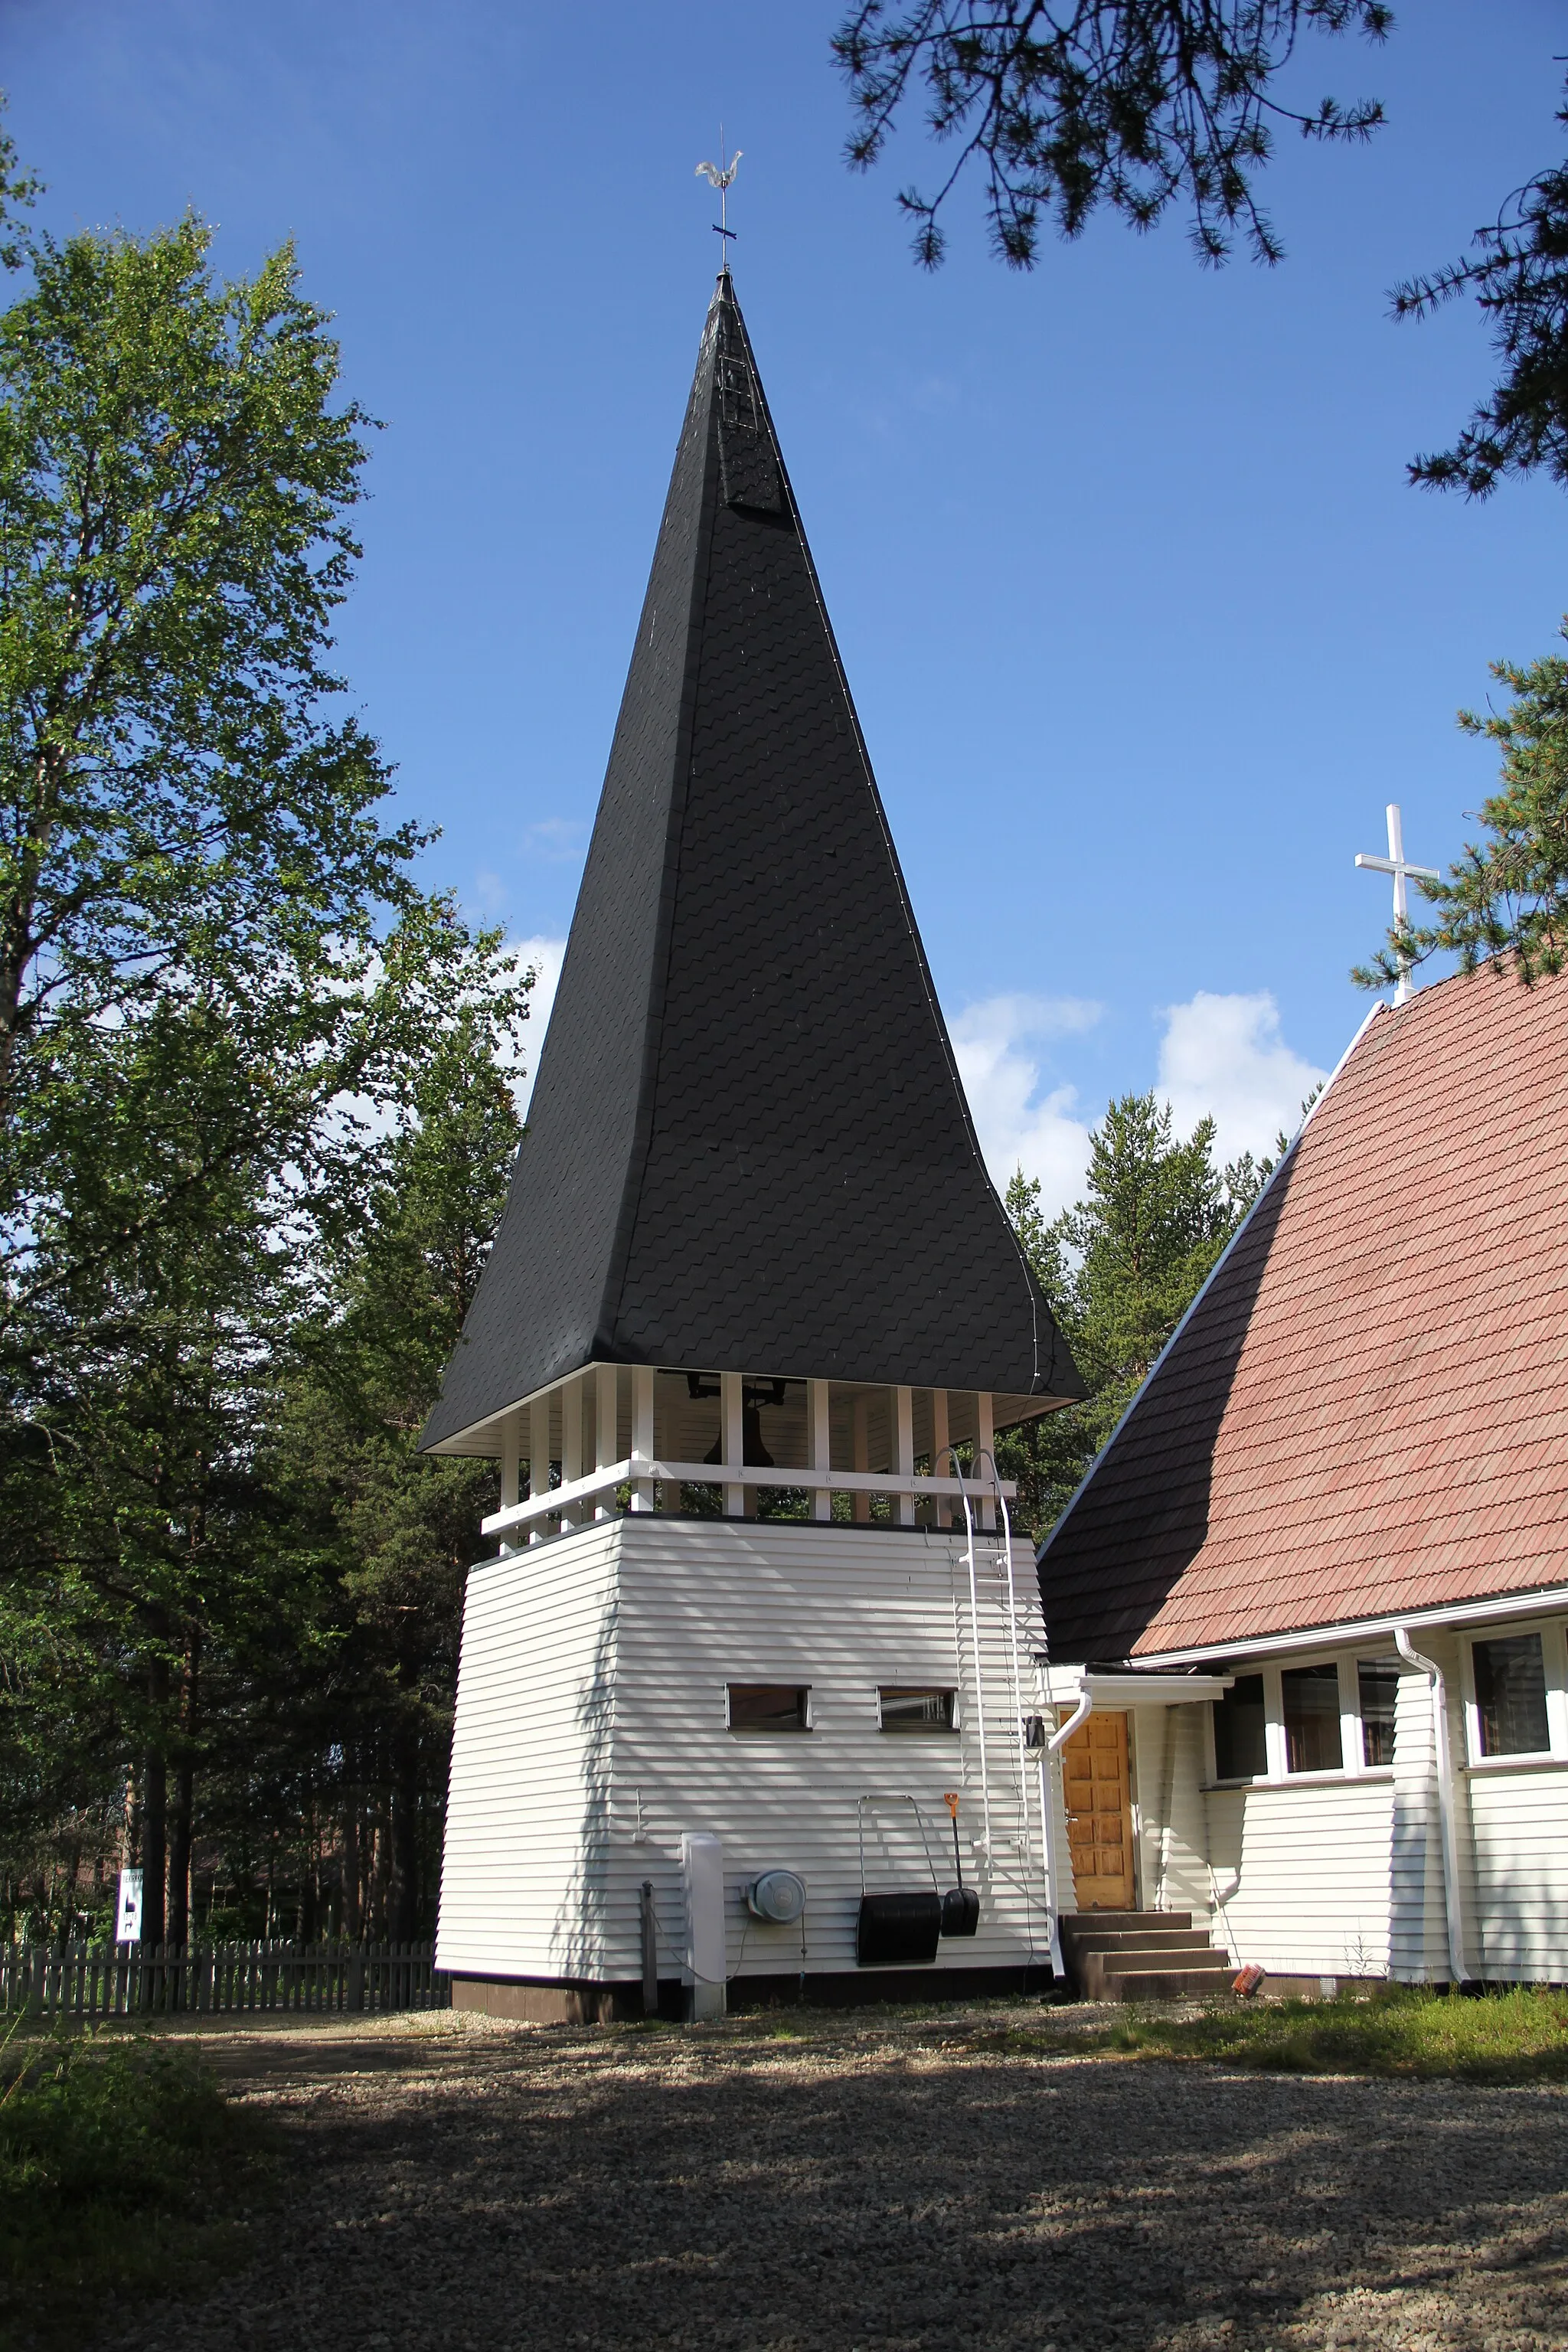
[1063,1711,1135,1909]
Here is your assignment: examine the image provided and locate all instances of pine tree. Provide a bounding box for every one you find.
[998,1095,1266,1541]
[1357,628,1568,988]
[277,994,525,1940]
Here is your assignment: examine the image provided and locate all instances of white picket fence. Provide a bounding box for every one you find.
[0,1939,449,2018]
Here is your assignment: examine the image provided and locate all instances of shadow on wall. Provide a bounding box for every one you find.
[549,1581,620,1984]
[1389,1660,1446,1987]
[1458,1779,1568,1983]
[1038,1149,1298,1661]
[541,1527,1045,1992]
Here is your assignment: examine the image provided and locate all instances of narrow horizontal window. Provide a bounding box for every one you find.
[727,1684,810,1735]
[878,1687,956,1733]
[1357,1660,1400,1767]
[1282,1663,1344,1773]
[1472,1634,1549,1757]
[1212,1674,1266,1781]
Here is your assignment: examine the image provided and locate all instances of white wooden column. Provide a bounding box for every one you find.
[720,1372,744,1517]
[560,1375,583,1528]
[497,1413,522,1554]
[852,1393,871,1524]
[977,1390,995,1530]
[893,1386,915,1527]
[929,1389,950,1530]
[808,1379,832,1521]
[630,1366,655,1512]
[528,1396,551,1544]
[499,1414,521,1508]
[596,1363,619,1521]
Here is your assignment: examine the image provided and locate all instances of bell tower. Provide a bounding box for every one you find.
[428,273,1083,2020]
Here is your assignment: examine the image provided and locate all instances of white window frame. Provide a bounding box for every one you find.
[724,1681,813,1733]
[875,1684,960,1733]
[1206,1650,1398,1787]
[1460,1619,1568,1768]
[1349,1652,1402,1772]
[1205,1668,1269,1785]
[1271,1656,1349,1779]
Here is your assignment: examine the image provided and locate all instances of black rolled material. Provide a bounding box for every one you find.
[940,1885,980,1938]
[856,1890,941,1967]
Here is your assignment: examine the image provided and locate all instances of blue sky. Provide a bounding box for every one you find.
[6,0,1564,1205]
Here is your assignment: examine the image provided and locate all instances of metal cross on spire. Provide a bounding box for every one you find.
[1356,803,1439,1007]
[696,138,742,262]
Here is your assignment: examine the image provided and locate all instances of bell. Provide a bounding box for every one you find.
[702,1403,774,1468]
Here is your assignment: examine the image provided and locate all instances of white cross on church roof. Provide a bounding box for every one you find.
[1356,803,1439,1006]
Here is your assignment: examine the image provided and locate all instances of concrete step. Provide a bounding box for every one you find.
[1100,1964,1236,2002]
[1060,1913,1234,2001]
[1094,1945,1232,1975]
[1061,1911,1193,1936]
[1063,1927,1214,1956]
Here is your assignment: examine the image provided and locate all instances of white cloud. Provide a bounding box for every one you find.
[949,994,1102,1214]
[1156,991,1328,1166]
[472,867,508,917]
[510,934,567,1117]
[524,816,589,861]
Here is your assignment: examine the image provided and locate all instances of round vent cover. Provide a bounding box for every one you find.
[746,1870,806,1924]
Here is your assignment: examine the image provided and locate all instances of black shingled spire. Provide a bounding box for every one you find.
[423,273,1083,1450]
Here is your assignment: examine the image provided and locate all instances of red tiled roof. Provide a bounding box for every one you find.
[1038,966,1568,1658]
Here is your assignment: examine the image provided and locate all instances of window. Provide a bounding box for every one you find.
[1282,1664,1343,1772]
[727,1684,810,1734]
[1357,1661,1400,1766]
[879,1687,956,1733]
[1472,1634,1550,1757]
[1212,1674,1266,1780]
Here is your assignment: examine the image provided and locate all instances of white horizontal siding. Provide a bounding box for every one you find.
[1204,1779,1395,1977]
[609,1521,1054,1982]
[1467,1766,1568,1978]
[1131,1704,1212,1926]
[436,1527,621,1978]
[440,1515,1060,1988]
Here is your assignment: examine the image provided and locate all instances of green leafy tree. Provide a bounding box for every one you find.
[0,173,534,1946]
[999,1093,1266,1539]
[1355,626,1568,990]
[0,910,526,1948]
[0,208,425,1322]
[281,992,525,1940]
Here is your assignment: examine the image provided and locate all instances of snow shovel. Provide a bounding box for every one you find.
[940,1791,980,1937]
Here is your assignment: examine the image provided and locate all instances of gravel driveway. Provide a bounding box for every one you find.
[108,2004,1568,2351]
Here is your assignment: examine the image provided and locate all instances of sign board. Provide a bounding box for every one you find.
[115,1867,143,1944]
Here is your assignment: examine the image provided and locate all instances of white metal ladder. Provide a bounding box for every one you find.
[939,1449,1066,1977]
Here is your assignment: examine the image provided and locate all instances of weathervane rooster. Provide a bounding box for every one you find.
[696,145,742,253]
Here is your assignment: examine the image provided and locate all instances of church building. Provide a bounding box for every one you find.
[1037,964,1568,1991]
[424,271,1100,2019]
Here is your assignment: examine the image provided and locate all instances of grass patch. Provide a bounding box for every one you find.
[1004,1985,1568,2081]
[0,2026,273,2350]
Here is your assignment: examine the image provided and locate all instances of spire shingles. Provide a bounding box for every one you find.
[423,275,1081,1450]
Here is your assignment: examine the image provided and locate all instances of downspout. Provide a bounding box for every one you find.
[1037,1684,1093,1978]
[1393,1626,1468,1985]
[1048,1685,1093,1756]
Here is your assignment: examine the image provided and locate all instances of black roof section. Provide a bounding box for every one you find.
[423,273,1083,1451]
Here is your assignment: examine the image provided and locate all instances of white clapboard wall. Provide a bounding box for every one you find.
[1127,1632,1568,1986]
[436,1515,1060,1985]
